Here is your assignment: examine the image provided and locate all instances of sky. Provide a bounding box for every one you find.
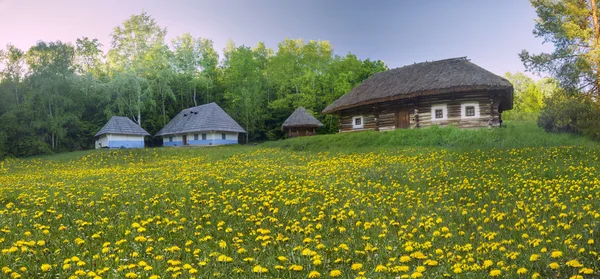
[0,0,553,77]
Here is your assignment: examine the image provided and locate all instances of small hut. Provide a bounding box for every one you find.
[156,102,245,146]
[95,116,150,149]
[282,107,323,138]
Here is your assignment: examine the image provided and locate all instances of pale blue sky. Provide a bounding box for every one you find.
[0,0,552,77]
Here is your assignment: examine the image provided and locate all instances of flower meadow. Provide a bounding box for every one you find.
[0,146,599,279]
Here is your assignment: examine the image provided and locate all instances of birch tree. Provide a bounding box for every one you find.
[107,11,166,125]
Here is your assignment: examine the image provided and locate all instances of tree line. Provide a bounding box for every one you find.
[0,12,387,157]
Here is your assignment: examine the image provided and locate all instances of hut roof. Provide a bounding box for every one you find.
[156,102,246,136]
[282,107,324,129]
[322,57,514,114]
[95,116,150,137]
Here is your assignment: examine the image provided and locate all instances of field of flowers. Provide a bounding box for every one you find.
[0,145,599,278]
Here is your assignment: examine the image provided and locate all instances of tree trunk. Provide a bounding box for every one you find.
[137,92,142,126]
[592,0,600,91]
[193,85,197,106]
[14,83,19,105]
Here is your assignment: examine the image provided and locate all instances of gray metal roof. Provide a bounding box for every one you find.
[156,102,246,136]
[95,116,150,137]
[282,107,324,128]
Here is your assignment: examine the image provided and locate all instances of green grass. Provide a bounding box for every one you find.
[1,121,599,279]
[263,121,597,152]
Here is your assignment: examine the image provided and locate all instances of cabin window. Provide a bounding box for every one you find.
[461,102,480,119]
[222,133,226,140]
[202,134,207,140]
[352,116,364,129]
[169,136,173,142]
[466,106,475,116]
[430,104,448,121]
[194,134,199,140]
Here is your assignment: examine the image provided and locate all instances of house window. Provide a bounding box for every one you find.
[169,136,173,142]
[466,106,475,117]
[194,134,199,140]
[435,109,443,119]
[431,104,448,121]
[352,116,364,129]
[461,102,480,119]
[222,133,226,140]
[202,134,207,140]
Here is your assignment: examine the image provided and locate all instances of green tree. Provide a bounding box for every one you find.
[0,44,26,105]
[503,72,557,121]
[107,12,167,125]
[223,45,267,143]
[25,41,80,149]
[521,0,600,96]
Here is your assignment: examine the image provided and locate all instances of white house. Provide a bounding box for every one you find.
[156,102,246,146]
[95,116,150,149]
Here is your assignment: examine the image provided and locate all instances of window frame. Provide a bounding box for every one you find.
[461,102,480,119]
[222,133,226,140]
[201,133,207,140]
[465,106,475,117]
[194,134,199,140]
[352,116,364,129]
[430,104,448,121]
[168,136,173,142]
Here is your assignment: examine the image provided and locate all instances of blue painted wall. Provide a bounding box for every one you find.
[107,140,144,148]
[162,138,238,146]
[211,139,238,145]
[164,141,183,147]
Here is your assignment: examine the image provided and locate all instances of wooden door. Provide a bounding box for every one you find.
[395,110,410,129]
[182,135,187,145]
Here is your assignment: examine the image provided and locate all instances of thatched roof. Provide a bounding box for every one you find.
[95,116,150,137]
[323,57,513,114]
[282,107,324,129]
[156,102,245,136]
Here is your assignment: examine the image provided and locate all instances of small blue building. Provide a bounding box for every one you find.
[95,116,150,149]
[156,102,246,146]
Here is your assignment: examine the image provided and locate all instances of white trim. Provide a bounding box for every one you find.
[461,102,480,119]
[352,116,364,129]
[430,104,448,121]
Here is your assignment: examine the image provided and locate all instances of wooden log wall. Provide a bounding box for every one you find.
[337,92,504,132]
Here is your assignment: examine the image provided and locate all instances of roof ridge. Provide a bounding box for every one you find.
[395,57,469,70]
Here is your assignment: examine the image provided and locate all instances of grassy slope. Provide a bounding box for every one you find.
[263,121,597,152]
[15,121,596,163]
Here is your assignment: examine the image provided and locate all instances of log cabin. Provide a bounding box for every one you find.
[282,107,323,138]
[322,57,514,132]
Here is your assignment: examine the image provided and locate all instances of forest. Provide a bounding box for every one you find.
[0,12,386,157]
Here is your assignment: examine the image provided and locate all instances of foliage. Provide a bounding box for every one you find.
[521,0,600,96]
[0,138,599,278]
[538,90,600,139]
[502,72,557,121]
[0,12,386,158]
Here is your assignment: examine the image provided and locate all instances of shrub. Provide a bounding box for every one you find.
[538,91,600,140]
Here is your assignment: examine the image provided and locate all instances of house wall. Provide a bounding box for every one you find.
[284,127,317,138]
[95,135,109,149]
[163,132,238,146]
[96,134,145,149]
[338,92,503,132]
